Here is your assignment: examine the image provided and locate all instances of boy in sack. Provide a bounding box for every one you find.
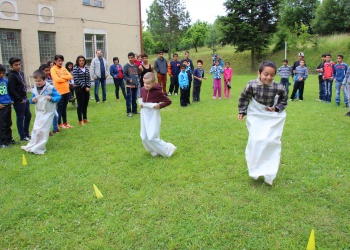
[139,72,176,157]
[21,70,61,154]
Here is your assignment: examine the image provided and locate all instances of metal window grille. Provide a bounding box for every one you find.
[38,31,56,65]
[0,29,23,72]
[84,34,106,62]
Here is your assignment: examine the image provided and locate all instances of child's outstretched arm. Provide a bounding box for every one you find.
[237,83,253,120]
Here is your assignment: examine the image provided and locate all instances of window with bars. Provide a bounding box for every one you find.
[84,34,106,62]
[0,29,23,72]
[83,0,103,7]
[38,31,56,65]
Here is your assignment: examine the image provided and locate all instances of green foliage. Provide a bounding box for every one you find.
[142,30,155,54]
[219,0,280,70]
[146,0,191,59]
[206,22,223,54]
[182,21,209,52]
[1,78,350,249]
[312,0,350,35]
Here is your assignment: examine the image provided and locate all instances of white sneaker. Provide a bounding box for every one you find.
[167,92,171,96]
[174,93,178,96]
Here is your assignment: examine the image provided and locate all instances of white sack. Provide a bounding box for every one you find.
[21,95,56,154]
[245,98,286,185]
[139,98,176,157]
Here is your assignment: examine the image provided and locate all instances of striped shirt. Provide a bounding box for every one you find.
[72,66,91,89]
[238,78,287,114]
[295,66,308,81]
[277,65,292,79]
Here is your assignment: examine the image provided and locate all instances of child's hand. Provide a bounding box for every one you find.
[238,114,244,121]
[46,96,52,101]
[32,97,37,103]
[153,104,160,110]
[266,106,275,112]
[0,104,4,109]
[298,77,303,82]
[86,87,90,92]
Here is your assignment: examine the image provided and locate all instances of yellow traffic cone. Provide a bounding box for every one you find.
[22,154,27,166]
[306,229,315,250]
[93,184,103,198]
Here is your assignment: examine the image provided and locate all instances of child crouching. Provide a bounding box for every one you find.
[21,70,61,154]
[139,72,176,157]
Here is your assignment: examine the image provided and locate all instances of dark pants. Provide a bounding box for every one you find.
[280,78,289,96]
[323,79,333,102]
[0,105,13,145]
[193,83,201,102]
[169,75,179,94]
[94,77,106,102]
[13,98,31,139]
[75,88,89,121]
[290,81,305,100]
[318,75,325,101]
[113,78,126,100]
[180,87,189,106]
[69,84,75,99]
[57,93,70,124]
[126,87,138,113]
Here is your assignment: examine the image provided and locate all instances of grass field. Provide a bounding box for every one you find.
[1,75,349,249]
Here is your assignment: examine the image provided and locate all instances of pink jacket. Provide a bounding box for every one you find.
[224,67,232,80]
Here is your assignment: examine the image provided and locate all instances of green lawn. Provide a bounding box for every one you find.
[1,75,349,249]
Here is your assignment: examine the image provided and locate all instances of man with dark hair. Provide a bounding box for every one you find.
[7,57,32,141]
[123,52,140,117]
[167,53,181,96]
[154,51,168,95]
[315,54,327,101]
[90,49,109,103]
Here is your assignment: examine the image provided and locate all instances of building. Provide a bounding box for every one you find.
[0,0,142,86]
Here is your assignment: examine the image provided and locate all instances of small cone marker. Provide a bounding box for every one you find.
[22,154,27,166]
[306,229,315,250]
[93,184,103,198]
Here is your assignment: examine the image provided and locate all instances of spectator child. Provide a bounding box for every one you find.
[123,52,140,117]
[277,59,292,96]
[21,70,61,154]
[224,62,233,98]
[182,59,192,104]
[110,57,126,102]
[65,61,77,108]
[167,54,181,96]
[178,64,189,107]
[315,54,326,101]
[238,60,287,186]
[289,59,308,101]
[333,54,348,107]
[0,64,14,148]
[322,53,335,103]
[210,59,224,99]
[7,57,32,141]
[139,72,176,157]
[192,60,206,102]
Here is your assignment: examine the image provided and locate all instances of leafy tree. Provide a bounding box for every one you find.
[219,0,280,70]
[142,30,155,54]
[312,0,350,35]
[182,21,208,52]
[206,23,223,54]
[146,0,191,59]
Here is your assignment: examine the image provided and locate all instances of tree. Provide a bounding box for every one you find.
[142,30,155,54]
[182,21,208,52]
[146,0,191,59]
[219,0,280,70]
[312,0,350,35]
[206,23,223,54]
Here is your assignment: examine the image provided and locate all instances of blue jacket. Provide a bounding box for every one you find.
[169,60,181,76]
[0,77,12,105]
[110,63,123,78]
[334,63,348,82]
[30,83,61,104]
[178,71,189,89]
[210,65,224,79]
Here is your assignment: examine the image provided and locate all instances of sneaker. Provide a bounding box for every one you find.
[212,96,216,99]
[83,119,89,124]
[49,132,53,136]
[167,92,171,96]
[59,123,69,129]
[103,101,107,103]
[316,99,322,101]
[78,121,85,126]
[174,93,178,96]
[96,101,100,103]
[219,97,222,100]
[132,111,140,115]
[299,100,303,102]
[127,113,133,118]
[89,96,94,100]
[65,123,74,128]
[72,102,78,108]
[69,96,76,102]
[20,137,30,142]
[345,111,350,117]
[289,99,294,101]
[53,129,61,134]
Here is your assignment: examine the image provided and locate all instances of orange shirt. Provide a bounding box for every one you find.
[50,65,72,94]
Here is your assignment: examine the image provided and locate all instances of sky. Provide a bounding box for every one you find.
[140,0,227,25]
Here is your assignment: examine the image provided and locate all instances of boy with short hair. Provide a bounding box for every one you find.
[0,64,14,148]
[277,59,292,96]
[323,53,335,103]
[123,52,140,117]
[289,59,308,101]
[182,59,192,104]
[21,70,61,154]
[167,53,181,96]
[193,60,206,102]
[333,54,348,106]
[139,72,176,157]
[315,54,326,101]
[7,57,32,141]
[178,64,189,107]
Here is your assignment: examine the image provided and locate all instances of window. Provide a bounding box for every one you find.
[38,31,56,65]
[0,29,23,72]
[84,34,106,61]
[83,0,103,7]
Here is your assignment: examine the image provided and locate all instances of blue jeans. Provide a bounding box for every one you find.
[126,87,138,113]
[52,110,58,131]
[335,80,348,105]
[13,98,32,139]
[323,79,333,102]
[94,77,106,102]
[280,78,289,96]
